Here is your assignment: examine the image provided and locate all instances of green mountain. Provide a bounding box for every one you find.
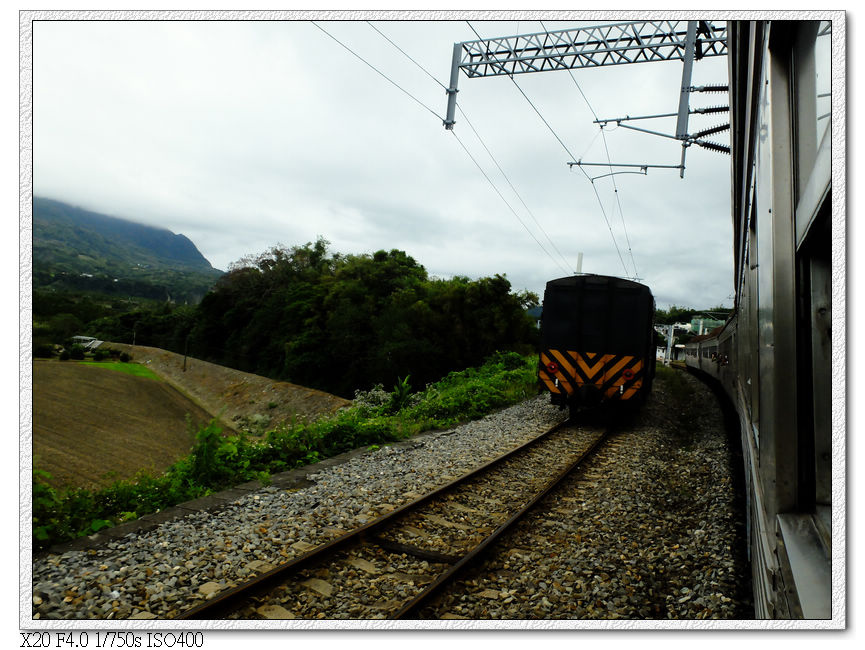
[33,197,223,303]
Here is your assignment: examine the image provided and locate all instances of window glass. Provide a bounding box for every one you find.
[813,21,831,147]
[794,21,832,193]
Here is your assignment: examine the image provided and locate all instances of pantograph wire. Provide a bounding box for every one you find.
[311,22,444,123]
[362,21,573,276]
[540,19,639,279]
[466,20,630,278]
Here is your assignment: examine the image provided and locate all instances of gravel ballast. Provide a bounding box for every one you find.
[423,373,753,619]
[30,369,752,621]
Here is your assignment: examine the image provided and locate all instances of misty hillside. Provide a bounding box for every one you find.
[33,197,223,303]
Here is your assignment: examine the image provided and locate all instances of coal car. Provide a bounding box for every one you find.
[538,274,655,415]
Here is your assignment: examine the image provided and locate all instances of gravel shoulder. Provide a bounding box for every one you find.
[424,370,753,619]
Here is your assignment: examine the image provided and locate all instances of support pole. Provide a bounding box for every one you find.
[665,324,675,365]
[444,42,461,129]
[676,21,698,178]
[676,21,698,140]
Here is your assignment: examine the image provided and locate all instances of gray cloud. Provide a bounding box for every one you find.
[32,17,734,308]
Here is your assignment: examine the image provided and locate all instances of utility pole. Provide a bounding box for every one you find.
[665,324,675,365]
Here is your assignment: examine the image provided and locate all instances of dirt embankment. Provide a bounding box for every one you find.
[105,343,351,432]
[32,346,351,489]
[33,361,214,489]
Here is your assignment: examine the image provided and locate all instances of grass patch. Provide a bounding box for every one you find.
[654,363,695,401]
[78,361,161,380]
[33,351,539,550]
[654,363,700,443]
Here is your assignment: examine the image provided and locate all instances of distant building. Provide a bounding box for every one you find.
[70,336,103,351]
[690,316,725,335]
[527,306,543,329]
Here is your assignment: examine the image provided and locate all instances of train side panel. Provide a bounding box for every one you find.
[681,18,836,621]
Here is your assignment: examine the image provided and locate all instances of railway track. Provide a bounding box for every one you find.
[177,419,611,620]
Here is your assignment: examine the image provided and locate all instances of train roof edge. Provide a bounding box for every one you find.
[545,273,652,294]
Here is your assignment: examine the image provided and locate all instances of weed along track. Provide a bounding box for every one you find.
[177,421,609,620]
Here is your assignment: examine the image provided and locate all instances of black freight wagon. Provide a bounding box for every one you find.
[538,274,655,413]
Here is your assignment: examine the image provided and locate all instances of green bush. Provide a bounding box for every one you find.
[387,375,413,414]
[33,342,55,359]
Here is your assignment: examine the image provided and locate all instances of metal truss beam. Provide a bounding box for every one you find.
[444,20,727,130]
[460,20,726,78]
[459,20,727,77]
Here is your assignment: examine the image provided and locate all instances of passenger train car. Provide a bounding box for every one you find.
[684,19,835,620]
[538,274,655,415]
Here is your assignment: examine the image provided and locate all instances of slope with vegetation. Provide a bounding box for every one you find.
[33,351,540,550]
[33,196,223,304]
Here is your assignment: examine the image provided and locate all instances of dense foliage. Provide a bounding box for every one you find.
[85,239,540,398]
[32,352,539,550]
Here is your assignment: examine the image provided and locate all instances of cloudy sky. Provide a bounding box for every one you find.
[31,13,736,309]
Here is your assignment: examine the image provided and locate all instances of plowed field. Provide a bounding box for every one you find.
[33,343,350,487]
[32,346,352,490]
[32,360,214,489]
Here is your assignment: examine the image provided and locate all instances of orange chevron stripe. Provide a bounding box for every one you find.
[606,356,633,383]
[550,349,577,381]
[540,375,558,393]
[576,354,605,378]
[540,352,576,395]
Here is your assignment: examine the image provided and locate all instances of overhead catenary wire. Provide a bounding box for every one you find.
[361,21,574,276]
[456,103,574,275]
[311,21,445,123]
[512,77,630,279]
[466,19,630,279]
[365,22,449,93]
[540,20,639,280]
[449,129,571,277]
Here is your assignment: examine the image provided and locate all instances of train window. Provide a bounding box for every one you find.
[790,21,833,533]
[793,21,832,206]
[796,202,832,535]
[813,23,831,145]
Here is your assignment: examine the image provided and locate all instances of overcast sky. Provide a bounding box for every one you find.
[31,14,736,309]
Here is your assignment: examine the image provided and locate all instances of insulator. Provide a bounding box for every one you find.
[693,84,729,93]
[694,123,731,138]
[695,105,730,115]
[696,140,731,154]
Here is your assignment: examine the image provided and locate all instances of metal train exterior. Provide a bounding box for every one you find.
[538,274,655,413]
[684,19,836,620]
